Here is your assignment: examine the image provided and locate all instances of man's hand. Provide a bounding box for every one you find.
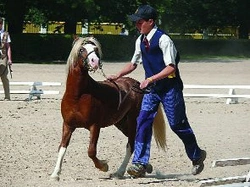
[8,64,13,78]
[140,79,150,90]
[107,74,120,81]
[140,78,153,89]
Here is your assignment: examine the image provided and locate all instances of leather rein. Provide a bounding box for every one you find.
[79,41,148,110]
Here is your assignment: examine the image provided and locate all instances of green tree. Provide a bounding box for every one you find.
[92,0,169,35]
[25,0,95,34]
[45,0,94,34]
[4,0,26,34]
[2,0,249,38]
[235,0,250,39]
[3,0,96,34]
[164,0,249,39]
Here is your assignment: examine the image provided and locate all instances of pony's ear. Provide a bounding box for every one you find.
[72,35,80,47]
[73,34,79,40]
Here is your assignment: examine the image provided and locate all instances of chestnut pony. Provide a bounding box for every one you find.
[50,37,167,180]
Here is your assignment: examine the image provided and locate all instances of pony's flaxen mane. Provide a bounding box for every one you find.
[66,37,102,74]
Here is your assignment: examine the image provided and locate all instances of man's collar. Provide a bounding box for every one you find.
[145,25,157,41]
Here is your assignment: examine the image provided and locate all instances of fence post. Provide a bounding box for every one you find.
[226,88,238,104]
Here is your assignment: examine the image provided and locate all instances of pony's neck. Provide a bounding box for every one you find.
[65,68,94,93]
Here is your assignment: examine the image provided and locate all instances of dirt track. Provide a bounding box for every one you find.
[0,59,250,187]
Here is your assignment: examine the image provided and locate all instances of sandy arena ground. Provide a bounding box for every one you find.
[0,58,250,187]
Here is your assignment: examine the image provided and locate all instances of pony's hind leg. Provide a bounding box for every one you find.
[50,123,74,181]
[111,143,132,178]
[111,113,136,178]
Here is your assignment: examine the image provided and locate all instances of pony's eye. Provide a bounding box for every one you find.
[79,48,86,53]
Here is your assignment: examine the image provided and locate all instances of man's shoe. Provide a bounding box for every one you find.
[127,163,146,177]
[146,163,153,174]
[192,150,206,175]
[127,163,153,178]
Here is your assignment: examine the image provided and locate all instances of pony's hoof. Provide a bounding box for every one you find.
[99,163,109,172]
[110,172,124,179]
[50,175,60,181]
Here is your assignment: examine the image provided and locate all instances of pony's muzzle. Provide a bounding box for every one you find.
[89,57,100,70]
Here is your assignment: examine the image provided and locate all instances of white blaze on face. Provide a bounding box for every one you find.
[84,44,100,70]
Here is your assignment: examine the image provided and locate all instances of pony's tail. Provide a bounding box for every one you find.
[153,104,167,151]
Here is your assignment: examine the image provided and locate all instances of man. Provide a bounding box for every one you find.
[0,17,12,100]
[108,5,206,177]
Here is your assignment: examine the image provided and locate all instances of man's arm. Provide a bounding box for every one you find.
[6,43,12,65]
[107,63,137,81]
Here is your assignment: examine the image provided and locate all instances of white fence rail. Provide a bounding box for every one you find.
[0,81,61,100]
[199,157,250,186]
[2,83,249,103]
[183,84,250,104]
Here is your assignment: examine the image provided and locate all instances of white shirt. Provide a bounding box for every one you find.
[131,26,177,66]
[0,29,11,56]
[0,29,11,43]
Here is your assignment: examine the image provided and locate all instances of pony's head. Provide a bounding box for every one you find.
[66,37,102,73]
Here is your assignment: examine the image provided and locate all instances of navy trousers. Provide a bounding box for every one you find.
[132,86,202,165]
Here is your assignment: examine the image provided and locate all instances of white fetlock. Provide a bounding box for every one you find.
[50,173,60,181]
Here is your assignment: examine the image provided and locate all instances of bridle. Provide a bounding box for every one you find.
[79,44,103,73]
[77,38,149,110]
[79,47,95,70]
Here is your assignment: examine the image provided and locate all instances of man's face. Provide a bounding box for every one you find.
[135,19,154,35]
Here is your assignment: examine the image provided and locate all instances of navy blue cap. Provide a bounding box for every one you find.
[128,5,157,22]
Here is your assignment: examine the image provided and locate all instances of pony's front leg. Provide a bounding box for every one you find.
[50,123,74,181]
[88,125,108,172]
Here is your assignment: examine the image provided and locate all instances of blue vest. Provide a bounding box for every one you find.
[140,29,183,92]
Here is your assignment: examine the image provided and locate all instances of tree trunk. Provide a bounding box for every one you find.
[238,23,249,39]
[5,0,26,34]
[64,21,77,34]
[237,0,250,39]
